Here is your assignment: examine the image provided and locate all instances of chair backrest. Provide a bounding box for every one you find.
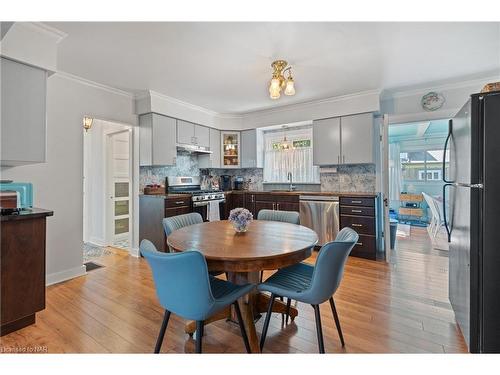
[257,209,300,224]
[162,212,203,236]
[306,227,359,304]
[422,192,439,222]
[140,239,215,321]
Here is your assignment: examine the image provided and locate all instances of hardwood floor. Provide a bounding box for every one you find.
[0,230,467,353]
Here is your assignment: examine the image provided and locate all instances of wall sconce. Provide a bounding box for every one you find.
[83,116,93,132]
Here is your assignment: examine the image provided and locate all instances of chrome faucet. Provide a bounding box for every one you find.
[287,172,295,191]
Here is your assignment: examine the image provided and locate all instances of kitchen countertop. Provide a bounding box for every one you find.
[225,190,378,197]
[0,208,54,222]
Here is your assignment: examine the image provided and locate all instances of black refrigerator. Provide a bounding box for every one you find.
[443,90,500,353]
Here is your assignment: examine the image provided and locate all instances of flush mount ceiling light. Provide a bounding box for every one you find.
[268,60,295,100]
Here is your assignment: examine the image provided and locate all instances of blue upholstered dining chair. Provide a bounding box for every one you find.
[257,209,301,317]
[163,212,203,246]
[140,239,254,354]
[257,227,359,353]
[257,209,300,225]
[163,212,223,277]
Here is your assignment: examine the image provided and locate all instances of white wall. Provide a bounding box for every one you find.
[381,75,500,124]
[1,73,137,285]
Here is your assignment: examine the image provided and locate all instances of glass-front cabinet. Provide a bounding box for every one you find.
[221,131,240,168]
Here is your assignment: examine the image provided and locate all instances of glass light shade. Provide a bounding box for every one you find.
[284,79,295,96]
[83,116,93,131]
[269,86,281,99]
[270,77,280,90]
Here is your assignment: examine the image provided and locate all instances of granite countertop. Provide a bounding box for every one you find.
[225,190,378,197]
[1,208,54,222]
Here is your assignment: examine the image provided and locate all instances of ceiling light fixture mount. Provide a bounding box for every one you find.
[269,60,295,100]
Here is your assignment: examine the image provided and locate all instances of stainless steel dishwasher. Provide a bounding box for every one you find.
[299,195,339,246]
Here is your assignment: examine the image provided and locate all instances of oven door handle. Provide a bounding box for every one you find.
[193,201,209,207]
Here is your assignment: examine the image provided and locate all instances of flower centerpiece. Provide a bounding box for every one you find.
[228,207,253,233]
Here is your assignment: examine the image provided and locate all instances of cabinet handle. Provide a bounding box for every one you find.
[351,223,363,227]
[272,203,276,210]
[276,203,280,210]
[351,200,362,204]
[356,242,363,246]
[337,155,340,164]
[343,155,346,163]
[175,201,184,205]
[352,209,362,213]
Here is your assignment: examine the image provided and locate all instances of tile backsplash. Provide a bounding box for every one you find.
[140,152,376,193]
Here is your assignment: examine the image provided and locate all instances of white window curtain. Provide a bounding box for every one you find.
[389,142,402,202]
[263,128,320,183]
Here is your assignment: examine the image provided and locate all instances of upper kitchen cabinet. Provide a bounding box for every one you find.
[340,112,374,164]
[1,57,47,166]
[313,117,341,166]
[177,120,210,148]
[139,113,177,166]
[198,128,221,168]
[313,113,374,166]
[241,129,257,168]
[221,131,240,168]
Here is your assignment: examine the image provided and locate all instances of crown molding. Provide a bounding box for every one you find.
[241,89,382,117]
[55,71,135,99]
[147,90,219,117]
[381,74,500,100]
[19,22,68,43]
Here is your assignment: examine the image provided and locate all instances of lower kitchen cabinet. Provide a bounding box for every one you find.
[339,195,378,260]
[139,195,191,252]
[253,193,299,217]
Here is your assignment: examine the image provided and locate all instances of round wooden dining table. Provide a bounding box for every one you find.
[167,219,318,353]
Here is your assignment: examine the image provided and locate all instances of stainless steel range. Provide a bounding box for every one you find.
[166,177,225,214]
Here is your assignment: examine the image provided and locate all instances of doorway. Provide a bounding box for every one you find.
[83,119,133,264]
[387,119,450,254]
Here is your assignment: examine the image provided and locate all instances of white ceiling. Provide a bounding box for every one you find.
[48,22,500,114]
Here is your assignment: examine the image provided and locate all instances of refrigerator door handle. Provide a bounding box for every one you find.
[443,183,453,242]
[442,119,455,184]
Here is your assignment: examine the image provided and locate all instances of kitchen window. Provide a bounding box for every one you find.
[263,127,320,183]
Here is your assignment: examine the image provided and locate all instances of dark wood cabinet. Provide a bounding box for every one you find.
[1,209,53,336]
[139,195,191,252]
[253,193,300,217]
[339,195,378,260]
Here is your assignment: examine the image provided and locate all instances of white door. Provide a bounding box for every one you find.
[381,114,392,262]
[106,130,132,247]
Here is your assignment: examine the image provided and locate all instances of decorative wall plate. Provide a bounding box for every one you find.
[421,92,445,111]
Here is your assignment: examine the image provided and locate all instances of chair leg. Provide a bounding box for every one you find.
[313,304,325,354]
[285,298,292,324]
[329,297,345,347]
[154,310,171,353]
[195,320,204,353]
[260,293,276,351]
[233,301,251,353]
[260,270,264,283]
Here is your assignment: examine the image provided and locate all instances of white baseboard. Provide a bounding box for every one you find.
[46,265,87,286]
[130,246,140,258]
[88,236,107,247]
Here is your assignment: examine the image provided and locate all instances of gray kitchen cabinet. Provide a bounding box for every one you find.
[313,113,374,166]
[139,113,177,166]
[340,112,374,164]
[194,124,210,148]
[313,117,341,166]
[241,129,257,168]
[177,120,195,145]
[176,120,210,148]
[198,128,221,168]
[1,57,47,166]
